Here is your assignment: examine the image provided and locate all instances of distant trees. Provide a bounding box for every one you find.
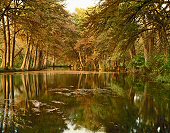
[72,8,103,70]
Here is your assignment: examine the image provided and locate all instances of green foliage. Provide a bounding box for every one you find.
[14,55,23,68]
[159,62,170,73]
[128,55,145,69]
[73,8,88,31]
[146,55,170,74]
[156,74,170,83]
[154,55,165,67]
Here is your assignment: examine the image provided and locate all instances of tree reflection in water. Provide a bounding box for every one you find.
[0,71,169,132]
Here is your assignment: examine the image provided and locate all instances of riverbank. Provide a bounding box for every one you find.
[1,68,170,84]
[0,68,43,74]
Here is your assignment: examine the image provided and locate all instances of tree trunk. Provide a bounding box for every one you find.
[2,16,7,69]
[162,28,169,64]
[52,54,55,70]
[33,46,38,69]
[36,50,43,69]
[78,52,83,70]
[6,12,11,67]
[43,48,48,68]
[36,50,40,69]
[10,23,16,69]
[10,0,17,69]
[129,44,136,59]
[142,17,150,66]
[157,31,162,53]
[26,45,33,70]
[143,34,150,66]
[21,36,30,70]
[149,32,154,59]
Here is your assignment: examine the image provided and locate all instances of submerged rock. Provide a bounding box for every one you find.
[46,108,59,113]
[51,101,65,104]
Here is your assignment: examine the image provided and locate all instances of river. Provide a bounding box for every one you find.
[0,70,170,132]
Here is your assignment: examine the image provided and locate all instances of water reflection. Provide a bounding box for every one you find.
[0,71,169,132]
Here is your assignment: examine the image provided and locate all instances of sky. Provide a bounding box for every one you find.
[65,0,99,13]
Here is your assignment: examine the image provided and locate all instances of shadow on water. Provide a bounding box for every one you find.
[0,71,170,133]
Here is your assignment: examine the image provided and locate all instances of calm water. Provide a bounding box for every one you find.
[0,70,170,133]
